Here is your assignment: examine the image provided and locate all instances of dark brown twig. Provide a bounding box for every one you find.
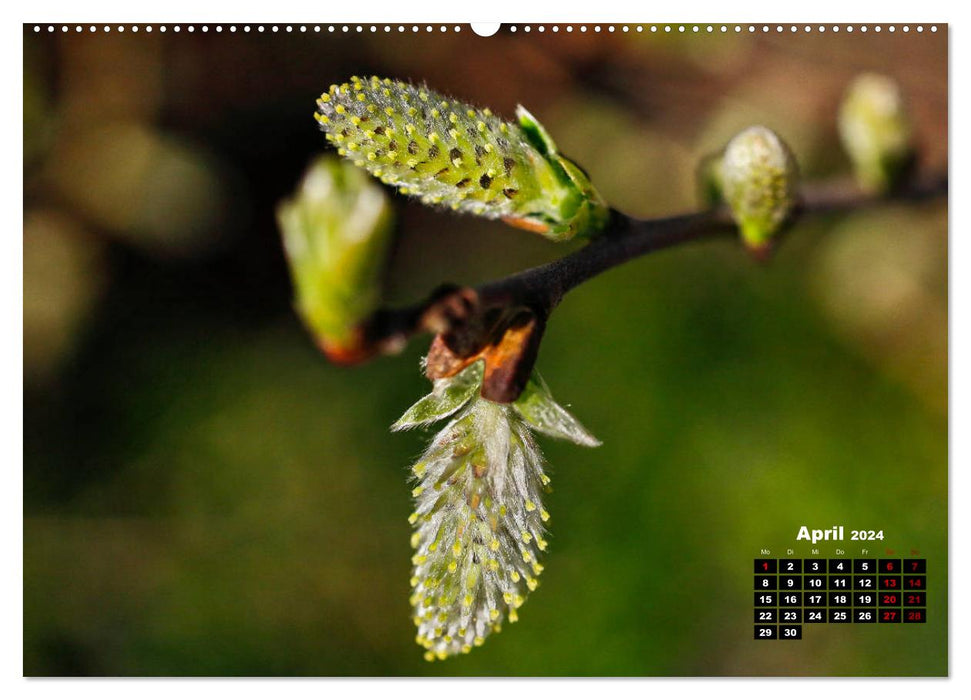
[351,170,946,400]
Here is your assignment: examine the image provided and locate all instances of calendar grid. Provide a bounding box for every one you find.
[754,558,926,639]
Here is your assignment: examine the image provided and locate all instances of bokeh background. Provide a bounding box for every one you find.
[23,24,947,676]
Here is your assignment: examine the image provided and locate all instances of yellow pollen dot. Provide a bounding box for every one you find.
[525,500,536,512]
[474,636,485,646]
[509,609,519,623]
[489,539,500,551]
[410,533,420,548]
[483,108,493,116]
[503,592,513,604]
[429,132,440,143]
[537,538,548,551]
[319,93,330,102]
[383,89,391,97]
[410,576,419,587]
[356,93,366,101]
[429,542,438,552]
[540,509,550,522]
[526,578,538,591]
[522,531,532,543]
[419,91,428,100]
[412,486,423,497]
[510,571,521,583]
[424,651,435,662]
[431,109,440,118]
[384,106,394,115]
[408,512,418,524]
[447,560,457,573]
[367,104,377,113]
[448,129,459,140]
[477,121,487,132]
[490,609,500,621]
[463,594,474,607]
[335,105,345,114]
[449,113,458,123]
[522,551,532,563]
[408,107,418,116]
[412,554,426,565]
[452,543,462,557]
[461,645,472,654]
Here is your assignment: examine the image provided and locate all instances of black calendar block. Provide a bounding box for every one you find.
[804,592,826,606]
[904,592,926,607]
[755,558,777,574]
[853,559,877,573]
[804,575,826,590]
[779,575,801,590]
[779,608,801,623]
[755,575,777,590]
[829,575,851,590]
[829,592,851,607]
[779,625,802,639]
[904,609,927,623]
[854,608,877,623]
[780,592,801,607]
[879,609,902,623]
[754,592,777,607]
[829,559,850,573]
[755,625,777,639]
[804,559,826,573]
[779,559,802,573]
[854,592,876,607]
[829,608,851,623]
[853,575,876,590]
[880,592,901,607]
[879,575,901,590]
[904,559,927,574]
[879,559,901,574]
[804,608,826,623]
[755,609,777,623]
[904,575,926,590]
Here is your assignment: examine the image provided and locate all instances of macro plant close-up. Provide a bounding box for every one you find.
[24,23,947,677]
[278,70,944,661]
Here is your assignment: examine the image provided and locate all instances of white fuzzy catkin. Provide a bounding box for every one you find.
[395,362,598,660]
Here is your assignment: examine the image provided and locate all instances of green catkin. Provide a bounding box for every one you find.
[315,76,608,241]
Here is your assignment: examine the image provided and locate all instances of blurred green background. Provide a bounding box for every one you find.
[23,24,947,676]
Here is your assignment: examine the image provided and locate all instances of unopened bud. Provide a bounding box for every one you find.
[277,156,393,361]
[838,73,914,193]
[720,126,800,255]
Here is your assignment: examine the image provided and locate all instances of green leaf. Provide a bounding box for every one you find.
[392,362,484,431]
[513,374,601,447]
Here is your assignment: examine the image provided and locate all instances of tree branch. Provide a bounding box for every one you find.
[353,170,946,400]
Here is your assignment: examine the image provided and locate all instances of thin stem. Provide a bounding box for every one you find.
[362,170,947,359]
